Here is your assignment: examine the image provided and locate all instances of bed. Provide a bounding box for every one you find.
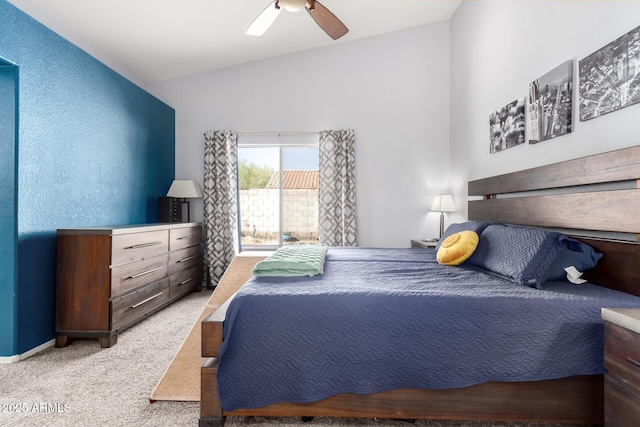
[199,145,640,426]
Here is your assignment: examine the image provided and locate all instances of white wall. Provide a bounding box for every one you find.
[151,22,452,248]
[450,0,640,219]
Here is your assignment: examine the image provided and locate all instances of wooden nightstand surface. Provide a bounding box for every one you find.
[602,308,640,335]
[411,239,438,248]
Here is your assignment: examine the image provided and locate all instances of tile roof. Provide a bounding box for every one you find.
[265,170,319,189]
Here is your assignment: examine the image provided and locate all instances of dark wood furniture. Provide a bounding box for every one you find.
[602,308,640,426]
[200,145,640,426]
[56,222,202,348]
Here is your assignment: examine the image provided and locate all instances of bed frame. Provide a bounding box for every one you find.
[199,145,640,426]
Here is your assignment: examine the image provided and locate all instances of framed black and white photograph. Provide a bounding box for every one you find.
[579,25,640,121]
[528,60,573,143]
[489,98,525,154]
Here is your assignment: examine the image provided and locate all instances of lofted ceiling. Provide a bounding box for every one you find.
[7,0,462,86]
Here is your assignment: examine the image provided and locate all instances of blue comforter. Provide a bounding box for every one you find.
[217,247,640,411]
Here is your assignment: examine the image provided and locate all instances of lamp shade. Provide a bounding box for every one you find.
[431,194,456,213]
[166,180,203,198]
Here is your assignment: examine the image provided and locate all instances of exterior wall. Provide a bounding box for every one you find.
[283,189,319,241]
[240,189,319,243]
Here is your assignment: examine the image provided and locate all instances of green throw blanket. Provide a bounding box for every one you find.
[252,243,329,277]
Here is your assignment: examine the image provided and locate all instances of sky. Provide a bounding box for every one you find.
[238,146,319,170]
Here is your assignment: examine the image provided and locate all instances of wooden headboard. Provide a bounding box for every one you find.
[468,145,640,297]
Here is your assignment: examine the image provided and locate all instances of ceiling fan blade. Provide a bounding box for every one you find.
[246,1,282,36]
[306,1,348,40]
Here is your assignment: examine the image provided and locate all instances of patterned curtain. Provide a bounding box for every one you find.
[203,130,238,286]
[318,129,358,246]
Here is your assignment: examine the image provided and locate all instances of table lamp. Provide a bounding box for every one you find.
[432,194,456,239]
[166,180,203,222]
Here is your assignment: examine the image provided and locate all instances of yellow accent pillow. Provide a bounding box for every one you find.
[436,230,479,266]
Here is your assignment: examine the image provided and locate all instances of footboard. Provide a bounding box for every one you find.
[199,292,604,426]
[200,298,232,427]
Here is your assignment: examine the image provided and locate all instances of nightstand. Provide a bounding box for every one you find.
[411,239,437,249]
[601,308,640,426]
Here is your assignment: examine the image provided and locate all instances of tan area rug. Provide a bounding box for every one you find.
[150,255,266,402]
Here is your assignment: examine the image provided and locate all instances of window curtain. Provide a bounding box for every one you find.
[318,129,358,246]
[203,130,238,286]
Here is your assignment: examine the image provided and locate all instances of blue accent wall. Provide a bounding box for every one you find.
[0,59,18,357]
[0,0,176,357]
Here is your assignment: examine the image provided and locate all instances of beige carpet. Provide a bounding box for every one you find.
[150,255,266,402]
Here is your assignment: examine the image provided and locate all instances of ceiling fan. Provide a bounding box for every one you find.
[246,0,349,40]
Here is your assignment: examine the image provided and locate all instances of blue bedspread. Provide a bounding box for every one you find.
[217,247,640,411]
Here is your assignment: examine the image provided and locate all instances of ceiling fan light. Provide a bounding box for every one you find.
[280,0,307,12]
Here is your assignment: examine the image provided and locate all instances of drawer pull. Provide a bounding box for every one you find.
[126,266,163,280]
[179,277,194,286]
[627,357,640,368]
[124,241,163,250]
[130,292,164,309]
[177,255,198,263]
[177,236,196,240]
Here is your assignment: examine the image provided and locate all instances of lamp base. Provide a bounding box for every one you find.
[158,197,181,222]
[439,212,445,239]
[179,199,191,223]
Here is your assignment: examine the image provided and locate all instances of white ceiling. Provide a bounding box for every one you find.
[7,0,462,86]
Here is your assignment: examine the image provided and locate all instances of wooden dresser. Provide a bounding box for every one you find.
[602,308,640,426]
[55,223,202,348]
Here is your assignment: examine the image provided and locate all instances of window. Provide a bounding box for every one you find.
[237,134,319,250]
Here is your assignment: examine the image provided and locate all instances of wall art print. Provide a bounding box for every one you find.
[579,25,640,121]
[489,98,525,154]
[528,60,573,143]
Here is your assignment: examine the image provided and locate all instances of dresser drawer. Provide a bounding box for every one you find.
[605,322,640,392]
[169,245,201,275]
[169,226,202,251]
[111,255,168,297]
[170,265,202,298]
[112,230,169,266]
[111,278,170,330]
